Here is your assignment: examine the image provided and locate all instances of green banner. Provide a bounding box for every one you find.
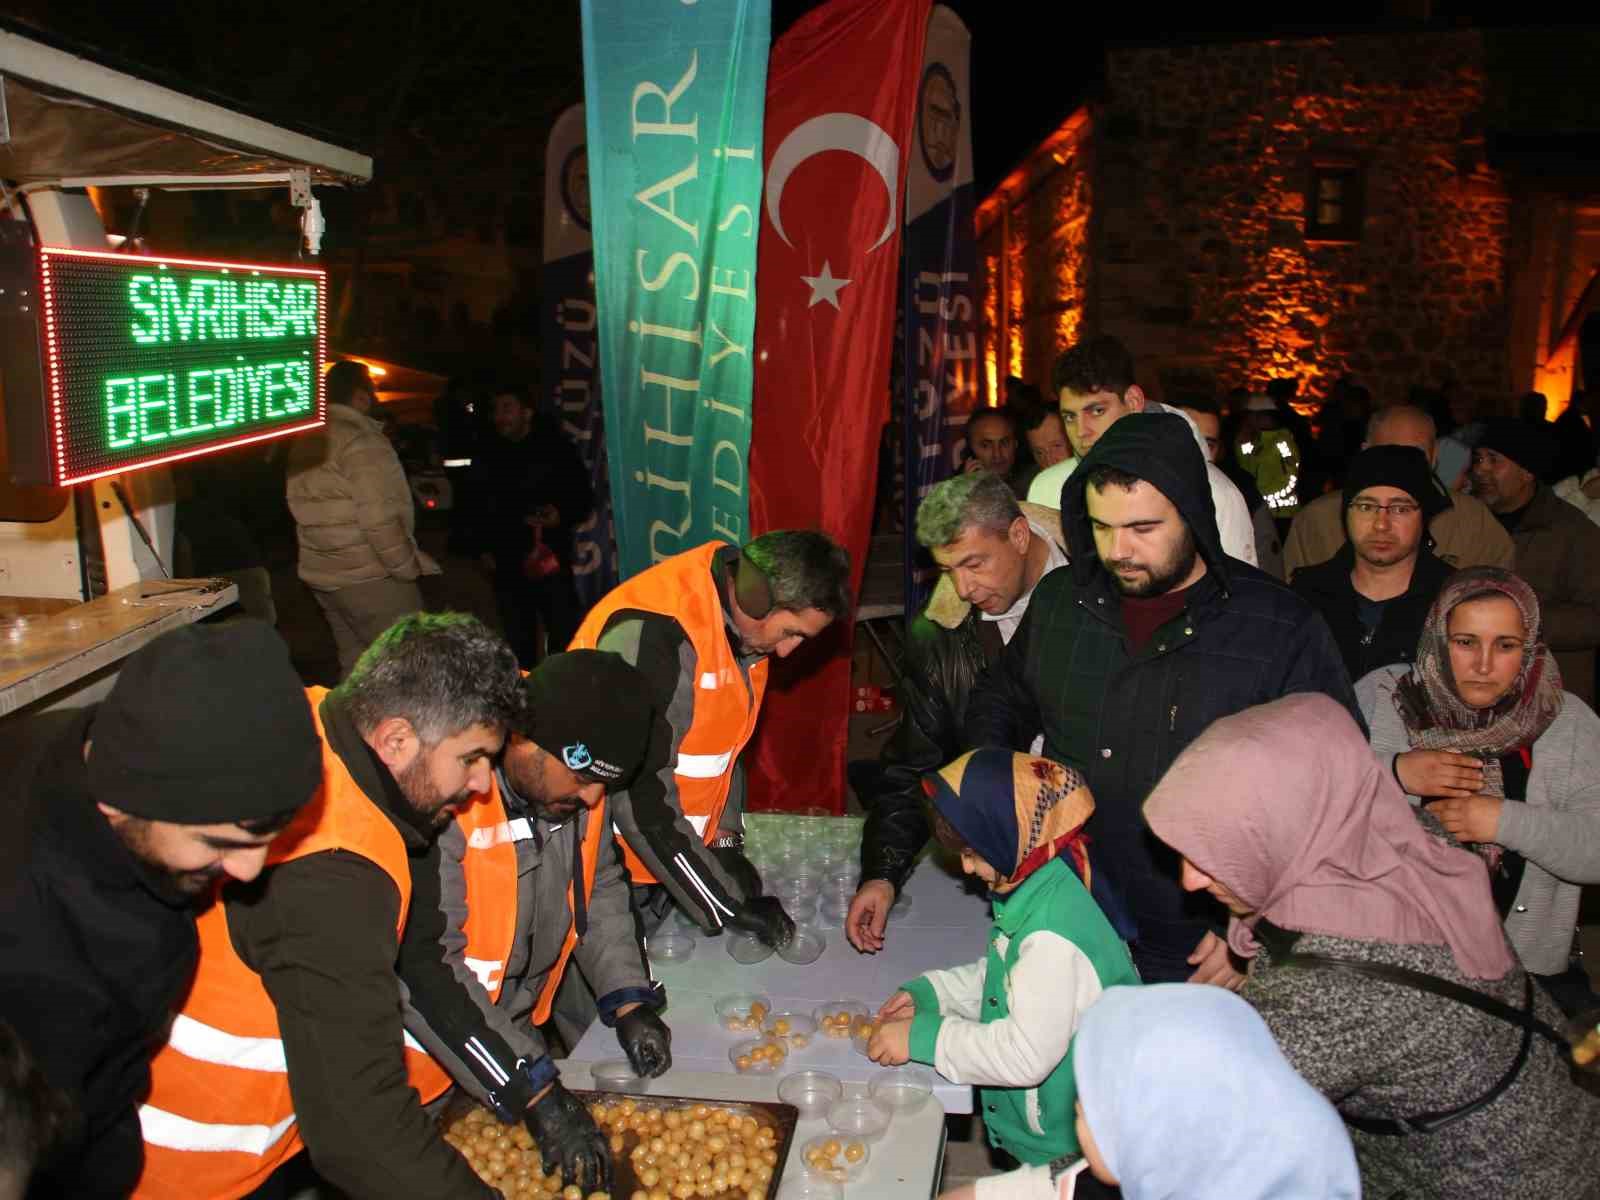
[580,0,769,577]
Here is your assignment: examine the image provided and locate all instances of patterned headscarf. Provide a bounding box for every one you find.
[922,751,1095,895]
[1392,567,1564,800]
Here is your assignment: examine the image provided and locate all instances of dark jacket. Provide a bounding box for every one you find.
[0,711,200,1199]
[965,412,1361,962]
[1506,485,1600,709]
[1290,544,1455,681]
[470,417,595,572]
[860,506,1064,891]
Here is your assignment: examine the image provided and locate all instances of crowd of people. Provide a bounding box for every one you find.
[2,331,1599,1200]
[849,333,1600,1198]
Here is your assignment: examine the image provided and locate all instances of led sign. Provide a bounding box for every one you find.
[32,247,327,486]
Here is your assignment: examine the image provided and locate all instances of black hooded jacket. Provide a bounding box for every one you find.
[964,413,1361,963]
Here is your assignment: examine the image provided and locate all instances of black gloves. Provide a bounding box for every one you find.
[712,843,765,900]
[728,894,795,949]
[616,1005,672,1078]
[524,1080,610,1194]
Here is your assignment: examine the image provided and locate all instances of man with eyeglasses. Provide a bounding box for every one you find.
[1291,445,1455,680]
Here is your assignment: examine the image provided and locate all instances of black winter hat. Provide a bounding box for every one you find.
[87,621,321,825]
[516,650,664,791]
[1478,418,1556,482]
[1341,445,1451,523]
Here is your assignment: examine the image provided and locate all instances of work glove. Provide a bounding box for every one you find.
[616,1004,673,1078]
[728,894,795,950]
[524,1080,610,1194]
[711,843,765,900]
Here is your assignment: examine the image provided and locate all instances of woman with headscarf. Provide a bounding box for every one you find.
[1356,566,1600,1015]
[940,984,1361,1200]
[1143,693,1600,1200]
[866,750,1138,1174]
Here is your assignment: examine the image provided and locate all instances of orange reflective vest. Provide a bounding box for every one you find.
[569,542,767,884]
[449,777,604,1026]
[133,689,512,1200]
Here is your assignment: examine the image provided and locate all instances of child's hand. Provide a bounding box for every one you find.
[877,990,915,1022]
[867,1017,912,1065]
[938,1187,976,1200]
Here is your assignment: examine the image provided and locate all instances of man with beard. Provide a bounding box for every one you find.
[398,651,672,1195]
[569,531,851,949]
[966,412,1359,985]
[1290,445,1454,681]
[133,613,523,1200]
[0,622,320,1199]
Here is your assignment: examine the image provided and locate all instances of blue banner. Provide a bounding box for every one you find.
[541,103,618,609]
[900,4,978,617]
[580,0,769,578]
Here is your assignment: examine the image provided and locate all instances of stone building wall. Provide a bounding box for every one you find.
[1100,30,1512,406]
[975,116,1093,401]
[980,31,1523,410]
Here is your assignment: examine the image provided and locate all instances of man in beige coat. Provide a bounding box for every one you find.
[287,362,438,674]
[1284,403,1514,577]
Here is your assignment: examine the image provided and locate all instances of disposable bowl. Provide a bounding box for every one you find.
[647,930,694,963]
[729,1036,789,1075]
[777,927,826,965]
[590,1058,646,1094]
[812,1001,869,1040]
[800,1133,870,1183]
[777,1069,843,1118]
[868,1064,935,1114]
[824,1096,892,1144]
[762,1011,819,1048]
[776,1175,843,1200]
[714,992,772,1033]
[725,931,776,965]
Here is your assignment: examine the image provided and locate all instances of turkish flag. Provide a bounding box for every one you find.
[745,0,932,813]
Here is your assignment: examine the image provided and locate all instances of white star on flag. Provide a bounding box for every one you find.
[801,261,851,309]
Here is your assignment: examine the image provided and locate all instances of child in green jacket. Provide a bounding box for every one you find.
[867,750,1138,1165]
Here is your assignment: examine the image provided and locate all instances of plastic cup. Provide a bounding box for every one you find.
[762,1011,819,1048]
[591,1058,646,1093]
[777,928,825,965]
[777,1069,843,1118]
[812,1001,869,1040]
[868,1064,935,1114]
[647,930,694,963]
[726,931,776,965]
[714,992,772,1033]
[729,1036,789,1075]
[825,1096,892,1144]
[800,1133,870,1183]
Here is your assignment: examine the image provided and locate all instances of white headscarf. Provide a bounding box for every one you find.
[1074,985,1360,1200]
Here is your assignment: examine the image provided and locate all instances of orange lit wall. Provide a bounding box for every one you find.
[979,31,1520,412]
[976,111,1092,402]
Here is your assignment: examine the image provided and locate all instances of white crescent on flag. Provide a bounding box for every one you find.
[765,112,900,252]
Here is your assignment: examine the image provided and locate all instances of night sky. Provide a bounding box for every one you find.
[6,1,1593,200]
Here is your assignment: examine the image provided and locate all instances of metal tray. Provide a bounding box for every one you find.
[443,1088,800,1200]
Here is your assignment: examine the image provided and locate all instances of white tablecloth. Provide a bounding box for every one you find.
[568,855,991,1115]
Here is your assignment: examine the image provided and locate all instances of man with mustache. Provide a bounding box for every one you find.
[133,613,523,1200]
[397,650,672,1196]
[0,622,320,1199]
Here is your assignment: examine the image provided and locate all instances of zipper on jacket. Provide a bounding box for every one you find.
[1169,704,1177,732]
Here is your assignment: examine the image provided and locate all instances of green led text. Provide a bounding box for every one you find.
[105,359,314,449]
[128,274,319,344]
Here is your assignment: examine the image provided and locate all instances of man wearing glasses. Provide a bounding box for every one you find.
[1290,444,1455,680]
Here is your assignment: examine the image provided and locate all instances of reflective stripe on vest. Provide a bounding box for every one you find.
[134,689,506,1200]
[570,542,767,885]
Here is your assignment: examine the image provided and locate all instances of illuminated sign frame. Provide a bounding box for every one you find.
[32,246,327,486]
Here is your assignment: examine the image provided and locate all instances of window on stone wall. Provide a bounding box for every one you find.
[1305,163,1365,243]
